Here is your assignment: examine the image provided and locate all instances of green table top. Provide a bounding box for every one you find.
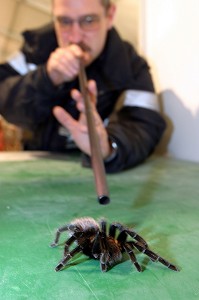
[0,153,198,300]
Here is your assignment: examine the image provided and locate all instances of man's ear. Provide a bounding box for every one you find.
[106,4,117,29]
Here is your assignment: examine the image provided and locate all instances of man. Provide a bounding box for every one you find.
[0,0,165,173]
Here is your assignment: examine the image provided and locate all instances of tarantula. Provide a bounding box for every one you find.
[50,217,179,272]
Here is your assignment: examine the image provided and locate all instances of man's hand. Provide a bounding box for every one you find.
[46,44,90,86]
[52,80,112,159]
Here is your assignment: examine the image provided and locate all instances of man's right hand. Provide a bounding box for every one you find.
[46,44,90,86]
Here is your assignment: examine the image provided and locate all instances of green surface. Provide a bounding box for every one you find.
[0,154,199,300]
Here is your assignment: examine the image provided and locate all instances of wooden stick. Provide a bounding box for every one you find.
[78,61,110,205]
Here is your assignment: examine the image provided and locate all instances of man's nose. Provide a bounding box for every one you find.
[68,22,83,44]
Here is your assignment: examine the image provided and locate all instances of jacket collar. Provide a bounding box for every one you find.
[87,28,134,91]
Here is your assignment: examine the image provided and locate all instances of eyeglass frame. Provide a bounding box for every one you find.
[53,14,103,32]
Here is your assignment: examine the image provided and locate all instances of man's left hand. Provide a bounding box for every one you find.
[53,80,112,159]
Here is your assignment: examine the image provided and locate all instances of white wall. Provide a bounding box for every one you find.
[140,0,199,162]
[0,0,51,62]
[113,0,139,48]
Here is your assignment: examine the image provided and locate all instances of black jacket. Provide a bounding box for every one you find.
[0,23,166,172]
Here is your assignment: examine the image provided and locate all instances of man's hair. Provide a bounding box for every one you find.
[100,0,111,9]
[52,0,111,10]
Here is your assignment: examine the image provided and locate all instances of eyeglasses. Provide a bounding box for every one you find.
[53,14,101,32]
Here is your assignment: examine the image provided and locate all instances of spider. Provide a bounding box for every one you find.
[50,217,179,272]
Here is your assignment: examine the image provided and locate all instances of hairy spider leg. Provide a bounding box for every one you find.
[116,230,142,272]
[98,220,122,272]
[131,241,179,272]
[100,219,107,234]
[123,242,142,272]
[92,232,101,258]
[116,230,128,244]
[50,224,69,247]
[108,223,117,238]
[113,223,148,247]
[55,245,82,272]
[62,230,86,256]
[98,220,109,272]
[63,235,77,256]
[99,232,113,272]
[126,229,148,247]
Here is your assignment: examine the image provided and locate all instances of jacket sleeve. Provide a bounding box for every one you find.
[99,53,165,173]
[82,103,166,174]
[0,62,58,130]
[102,41,166,173]
[104,105,166,173]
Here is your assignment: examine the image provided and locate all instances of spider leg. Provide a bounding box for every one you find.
[98,220,110,272]
[100,219,107,234]
[62,231,85,255]
[112,223,148,247]
[132,241,179,272]
[124,229,148,247]
[63,235,76,256]
[50,224,69,247]
[109,224,117,238]
[117,231,127,244]
[55,245,82,272]
[92,233,100,258]
[98,232,109,272]
[124,242,142,272]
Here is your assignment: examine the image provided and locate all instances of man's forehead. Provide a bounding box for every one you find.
[52,0,106,18]
[52,0,105,7]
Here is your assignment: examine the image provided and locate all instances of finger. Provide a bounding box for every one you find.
[88,80,97,98]
[87,80,98,105]
[72,80,97,100]
[54,45,84,76]
[71,79,98,110]
[57,51,79,77]
[55,60,79,79]
[71,89,85,112]
[47,50,80,84]
[69,44,83,57]
[53,106,77,132]
[53,106,87,133]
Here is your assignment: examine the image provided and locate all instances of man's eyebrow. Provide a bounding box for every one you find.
[55,13,99,18]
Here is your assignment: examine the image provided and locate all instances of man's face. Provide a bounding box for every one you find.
[53,0,116,64]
